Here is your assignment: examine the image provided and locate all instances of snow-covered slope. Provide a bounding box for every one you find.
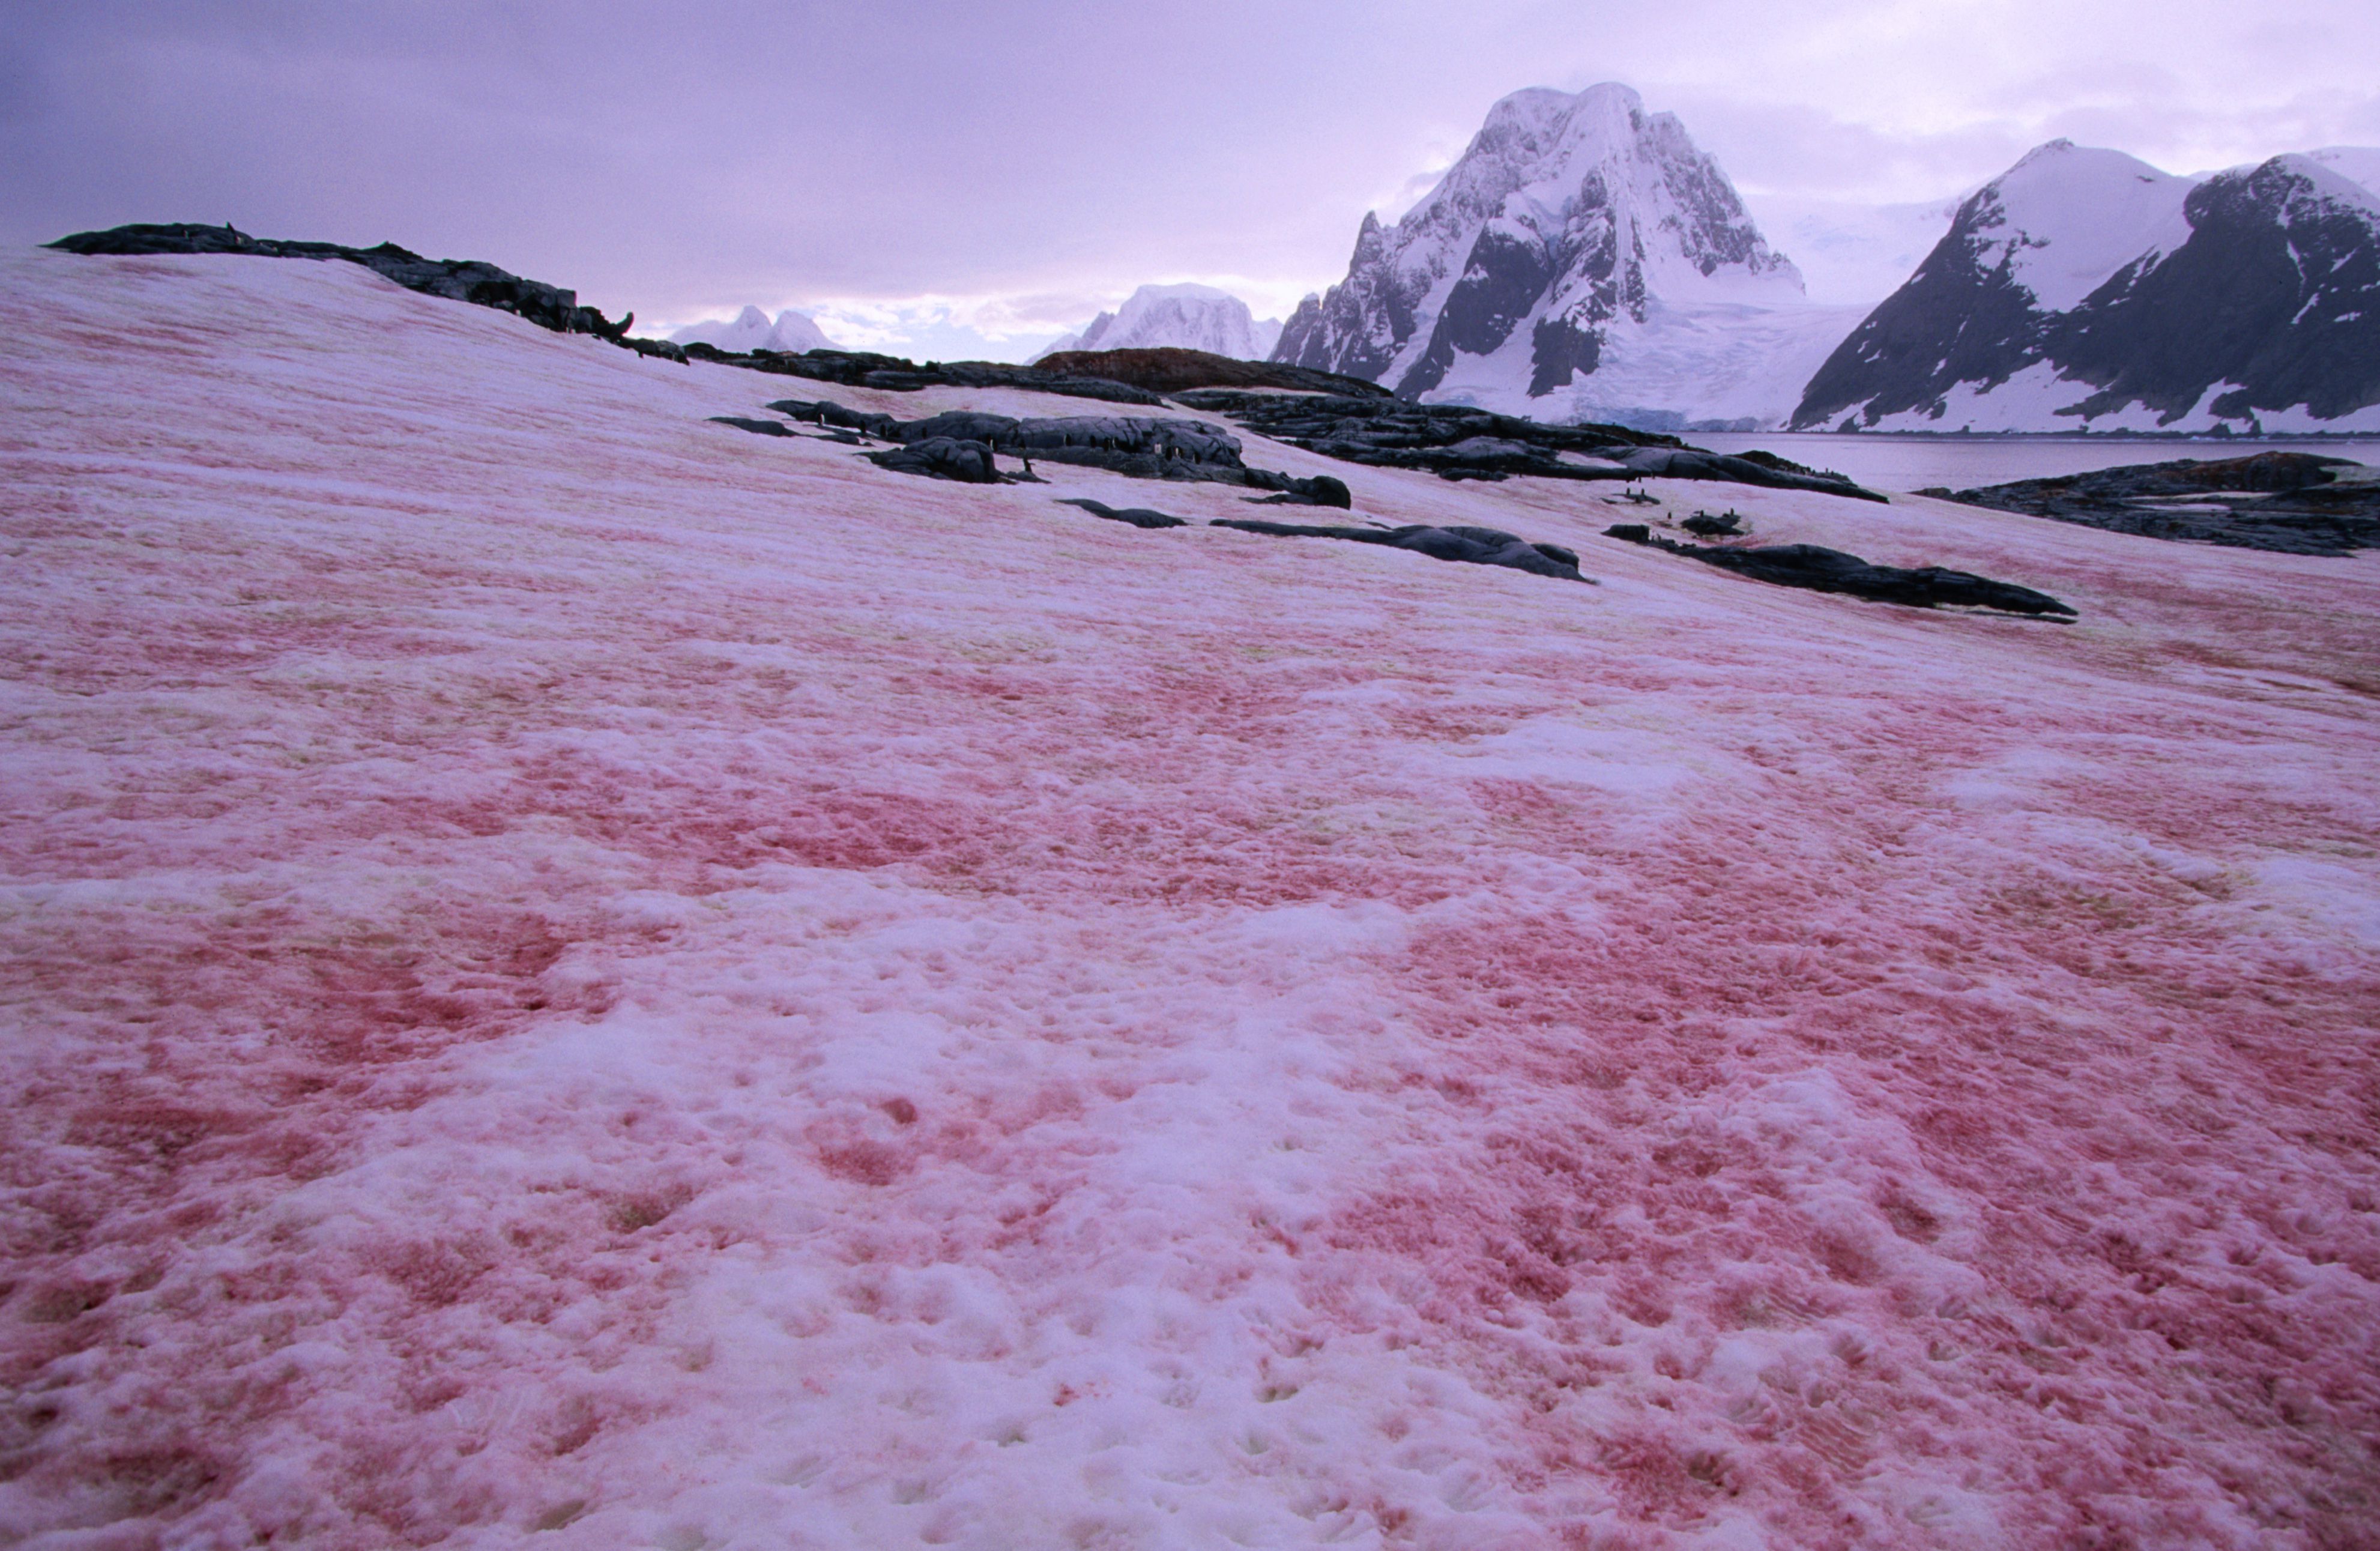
[1794,142,2380,432]
[8,246,2380,1550]
[2307,146,2380,198]
[671,303,837,353]
[1031,283,1281,362]
[1273,82,1852,428]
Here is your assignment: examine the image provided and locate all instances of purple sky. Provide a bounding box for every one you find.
[7,0,2375,358]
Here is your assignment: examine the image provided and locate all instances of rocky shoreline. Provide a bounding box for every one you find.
[1921,452,2380,555]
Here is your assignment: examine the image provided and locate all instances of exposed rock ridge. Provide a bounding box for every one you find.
[1028,348,1394,399]
[47,222,636,340]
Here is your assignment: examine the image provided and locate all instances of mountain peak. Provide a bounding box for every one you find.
[670,306,836,354]
[1792,138,2380,432]
[1273,82,1819,422]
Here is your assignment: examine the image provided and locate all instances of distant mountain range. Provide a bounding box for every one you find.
[671,305,838,354]
[1257,83,2380,434]
[1031,284,1281,363]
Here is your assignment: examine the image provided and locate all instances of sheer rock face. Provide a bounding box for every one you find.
[1271,83,1817,421]
[1792,144,2380,432]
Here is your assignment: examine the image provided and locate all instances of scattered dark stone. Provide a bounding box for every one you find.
[710,416,796,437]
[1213,519,1589,582]
[1923,452,2380,555]
[1169,389,1887,501]
[866,437,1003,483]
[47,223,631,338]
[1603,527,2073,615]
[1029,348,1394,399]
[1681,509,1742,536]
[1056,499,1188,530]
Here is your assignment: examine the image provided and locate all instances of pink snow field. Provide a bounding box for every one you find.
[5,248,2378,1551]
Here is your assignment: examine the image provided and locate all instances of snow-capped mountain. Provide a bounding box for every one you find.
[1271,82,1861,429]
[1031,284,1282,362]
[671,304,837,354]
[1791,142,2380,432]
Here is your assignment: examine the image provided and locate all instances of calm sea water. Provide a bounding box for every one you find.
[1689,434,2380,494]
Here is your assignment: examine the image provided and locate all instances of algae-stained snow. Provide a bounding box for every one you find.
[4,248,2378,1550]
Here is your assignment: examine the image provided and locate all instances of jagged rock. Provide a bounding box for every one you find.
[1056,499,1188,530]
[711,416,797,437]
[1681,510,1742,536]
[1604,528,2074,615]
[866,438,1003,483]
[1213,519,1588,582]
[1171,389,1886,500]
[47,223,630,338]
[1918,452,2380,556]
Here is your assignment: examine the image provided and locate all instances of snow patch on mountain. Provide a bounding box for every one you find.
[670,304,837,353]
[1031,284,1282,362]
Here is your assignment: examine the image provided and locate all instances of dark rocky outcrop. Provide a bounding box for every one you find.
[766,398,1352,499]
[1056,499,1188,530]
[1604,527,2074,615]
[1213,519,1587,582]
[867,438,1003,483]
[1028,348,1392,399]
[1171,390,1886,500]
[1918,452,2380,555]
[1681,509,1743,536]
[49,222,632,338]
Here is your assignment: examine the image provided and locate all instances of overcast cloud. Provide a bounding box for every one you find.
[5,0,2375,357]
